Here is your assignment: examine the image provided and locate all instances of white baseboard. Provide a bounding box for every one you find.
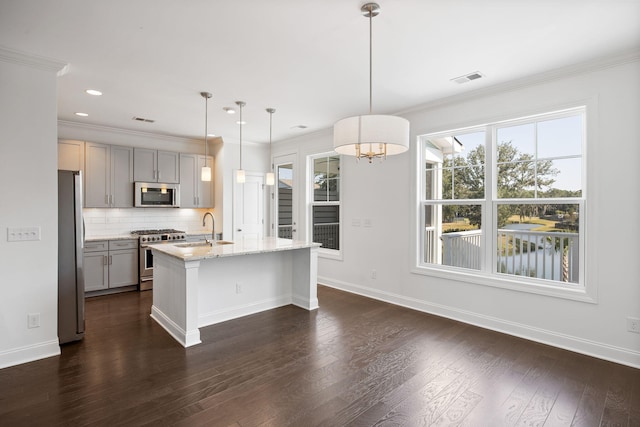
[0,339,60,370]
[292,294,319,311]
[318,276,640,369]
[198,295,292,328]
[151,305,201,348]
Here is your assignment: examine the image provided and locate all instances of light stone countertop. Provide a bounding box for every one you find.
[150,237,320,262]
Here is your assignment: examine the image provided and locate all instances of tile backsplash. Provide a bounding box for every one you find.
[83,208,214,237]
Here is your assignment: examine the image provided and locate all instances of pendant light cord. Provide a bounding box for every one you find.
[239,103,243,169]
[269,111,272,171]
[368,4,373,115]
[204,96,208,166]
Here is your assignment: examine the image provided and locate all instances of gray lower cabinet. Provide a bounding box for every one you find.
[84,240,138,292]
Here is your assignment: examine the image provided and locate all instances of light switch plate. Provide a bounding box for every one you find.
[7,227,41,242]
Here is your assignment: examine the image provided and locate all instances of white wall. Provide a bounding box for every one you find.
[275,53,640,368]
[0,51,64,368]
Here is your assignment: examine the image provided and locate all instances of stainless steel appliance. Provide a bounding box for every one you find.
[134,182,180,208]
[132,229,186,290]
[58,170,85,344]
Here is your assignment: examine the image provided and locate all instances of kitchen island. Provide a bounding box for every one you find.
[149,237,320,347]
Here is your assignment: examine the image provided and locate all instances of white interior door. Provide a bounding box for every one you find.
[273,153,298,240]
[233,172,265,241]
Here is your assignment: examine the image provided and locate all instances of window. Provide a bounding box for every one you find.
[418,108,585,295]
[310,154,341,253]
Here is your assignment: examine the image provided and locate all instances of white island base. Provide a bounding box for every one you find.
[149,238,320,347]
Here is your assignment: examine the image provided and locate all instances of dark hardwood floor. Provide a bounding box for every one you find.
[1,286,638,426]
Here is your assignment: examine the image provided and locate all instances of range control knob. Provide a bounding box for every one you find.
[141,237,147,242]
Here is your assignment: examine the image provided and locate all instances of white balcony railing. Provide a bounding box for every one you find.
[441,230,482,270]
[426,228,579,283]
[497,229,579,283]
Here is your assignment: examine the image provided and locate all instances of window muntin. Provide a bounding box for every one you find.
[310,155,341,252]
[419,108,585,291]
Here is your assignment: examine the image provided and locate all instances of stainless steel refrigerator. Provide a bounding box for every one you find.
[58,170,85,343]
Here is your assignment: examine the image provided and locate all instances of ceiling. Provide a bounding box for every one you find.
[1,0,639,144]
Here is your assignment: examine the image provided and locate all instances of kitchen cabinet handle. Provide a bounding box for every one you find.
[105,195,109,205]
[103,255,108,265]
[108,255,112,265]
[237,229,242,232]
[158,170,161,180]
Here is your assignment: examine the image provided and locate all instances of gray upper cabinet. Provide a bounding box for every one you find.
[180,153,214,208]
[134,148,179,183]
[85,143,134,208]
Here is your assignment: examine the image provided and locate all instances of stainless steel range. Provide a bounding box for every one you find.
[131,229,186,290]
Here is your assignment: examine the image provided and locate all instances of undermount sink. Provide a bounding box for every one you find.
[175,240,234,248]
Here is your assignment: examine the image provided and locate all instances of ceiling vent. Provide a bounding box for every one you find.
[132,116,155,123]
[451,71,484,84]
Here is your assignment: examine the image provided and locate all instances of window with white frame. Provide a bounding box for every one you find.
[310,154,341,252]
[419,108,585,291]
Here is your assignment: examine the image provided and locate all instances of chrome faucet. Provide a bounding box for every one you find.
[202,212,216,243]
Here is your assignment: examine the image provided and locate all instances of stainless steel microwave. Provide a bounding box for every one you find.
[134,182,180,208]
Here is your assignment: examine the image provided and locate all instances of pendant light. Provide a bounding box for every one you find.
[200,91,212,181]
[236,101,246,183]
[265,108,276,186]
[333,3,409,163]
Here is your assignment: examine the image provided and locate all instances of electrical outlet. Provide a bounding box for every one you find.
[236,283,243,294]
[28,313,40,329]
[371,269,377,279]
[627,317,640,333]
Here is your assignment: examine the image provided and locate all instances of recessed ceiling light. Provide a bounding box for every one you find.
[75,112,89,117]
[207,133,216,137]
[223,107,236,114]
[236,121,246,125]
[85,89,102,96]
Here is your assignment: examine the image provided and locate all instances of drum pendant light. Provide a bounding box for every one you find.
[333,3,410,163]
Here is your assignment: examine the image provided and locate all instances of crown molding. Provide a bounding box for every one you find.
[0,45,68,76]
[57,120,203,144]
[397,48,640,117]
